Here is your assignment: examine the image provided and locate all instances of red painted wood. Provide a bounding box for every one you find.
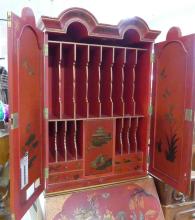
[48,43,60,118]
[49,160,83,173]
[122,118,131,154]
[124,50,137,115]
[39,8,160,42]
[75,45,89,117]
[8,8,44,220]
[83,119,115,176]
[88,46,101,117]
[100,47,114,116]
[150,27,195,194]
[61,43,75,118]
[39,8,160,193]
[112,48,125,116]
[115,118,124,155]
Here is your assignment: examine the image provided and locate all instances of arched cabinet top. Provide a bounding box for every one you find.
[39,7,160,43]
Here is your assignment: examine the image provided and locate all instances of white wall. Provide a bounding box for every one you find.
[1,0,195,69]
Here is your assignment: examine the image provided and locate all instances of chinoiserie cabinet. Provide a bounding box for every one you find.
[0,6,194,220]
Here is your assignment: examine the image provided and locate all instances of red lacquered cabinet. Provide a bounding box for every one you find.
[6,7,195,220]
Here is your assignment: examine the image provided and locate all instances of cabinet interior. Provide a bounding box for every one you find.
[46,22,152,193]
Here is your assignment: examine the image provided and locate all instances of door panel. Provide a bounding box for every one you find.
[8,8,44,220]
[150,27,195,194]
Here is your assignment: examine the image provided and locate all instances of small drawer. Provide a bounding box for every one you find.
[49,170,83,184]
[115,152,143,164]
[49,160,83,173]
[114,161,143,173]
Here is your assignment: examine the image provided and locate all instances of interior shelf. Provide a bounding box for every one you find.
[48,41,148,120]
[44,13,154,192]
[49,121,83,163]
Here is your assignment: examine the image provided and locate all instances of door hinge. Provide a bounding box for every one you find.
[10,112,18,130]
[149,105,153,116]
[44,168,49,179]
[43,44,48,56]
[185,108,193,122]
[7,12,12,28]
[44,107,49,120]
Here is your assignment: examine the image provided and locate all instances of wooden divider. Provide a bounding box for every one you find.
[100,47,114,116]
[88,46,102,117]
[61,43,76,118]
[75,45,89,118]
[123,118,131,154]
[112,48,125,116]
[48,43,61,118]
[130,117,139,152]
[115,118,124,155]
[124,49,137,115]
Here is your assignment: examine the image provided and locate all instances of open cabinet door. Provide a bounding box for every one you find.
[149,27,195,194]
[8,8,44,220]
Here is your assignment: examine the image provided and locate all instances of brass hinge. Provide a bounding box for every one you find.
[7,11,12,28]
[44,107,49,120]
[185,109,193,122]
[43,44,48,56]
[150,53,155,63]
[44,168,49,179]
[10,112,18,130]
[149,105,153,116]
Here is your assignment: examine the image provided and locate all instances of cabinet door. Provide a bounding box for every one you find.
[8,8,44,220]
[149,27,195,194]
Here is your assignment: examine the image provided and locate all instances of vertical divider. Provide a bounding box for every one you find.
[123,118,131,154]
[64,121,67,162]
[73,44,76,118]
[88,46,102,117]
[124,49,137,115]
[99,47,102,116]
[76,120,83,159]
[75,45,89,118]
[86,46,89,118]
[54,121,58,162]
[61,43,76,118]
[73,120,78,160]
[59,43,62,118]
[112,48,125,116]
[56,121,65,161]
[49,122,55,162]
[66,121,76,160]
[115,118,124,155]
[100,47,114,116]
[130,117,139,152]
[48,43,61,118]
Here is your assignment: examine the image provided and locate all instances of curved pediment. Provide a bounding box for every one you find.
[39,7,160,42]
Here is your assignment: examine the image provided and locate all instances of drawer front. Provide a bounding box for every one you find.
[83,119,115,176]
[49,160,83,173]
[49,170,83,184]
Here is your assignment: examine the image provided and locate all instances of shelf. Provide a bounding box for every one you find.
[48,115,144,121]
[48,40,148,51]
